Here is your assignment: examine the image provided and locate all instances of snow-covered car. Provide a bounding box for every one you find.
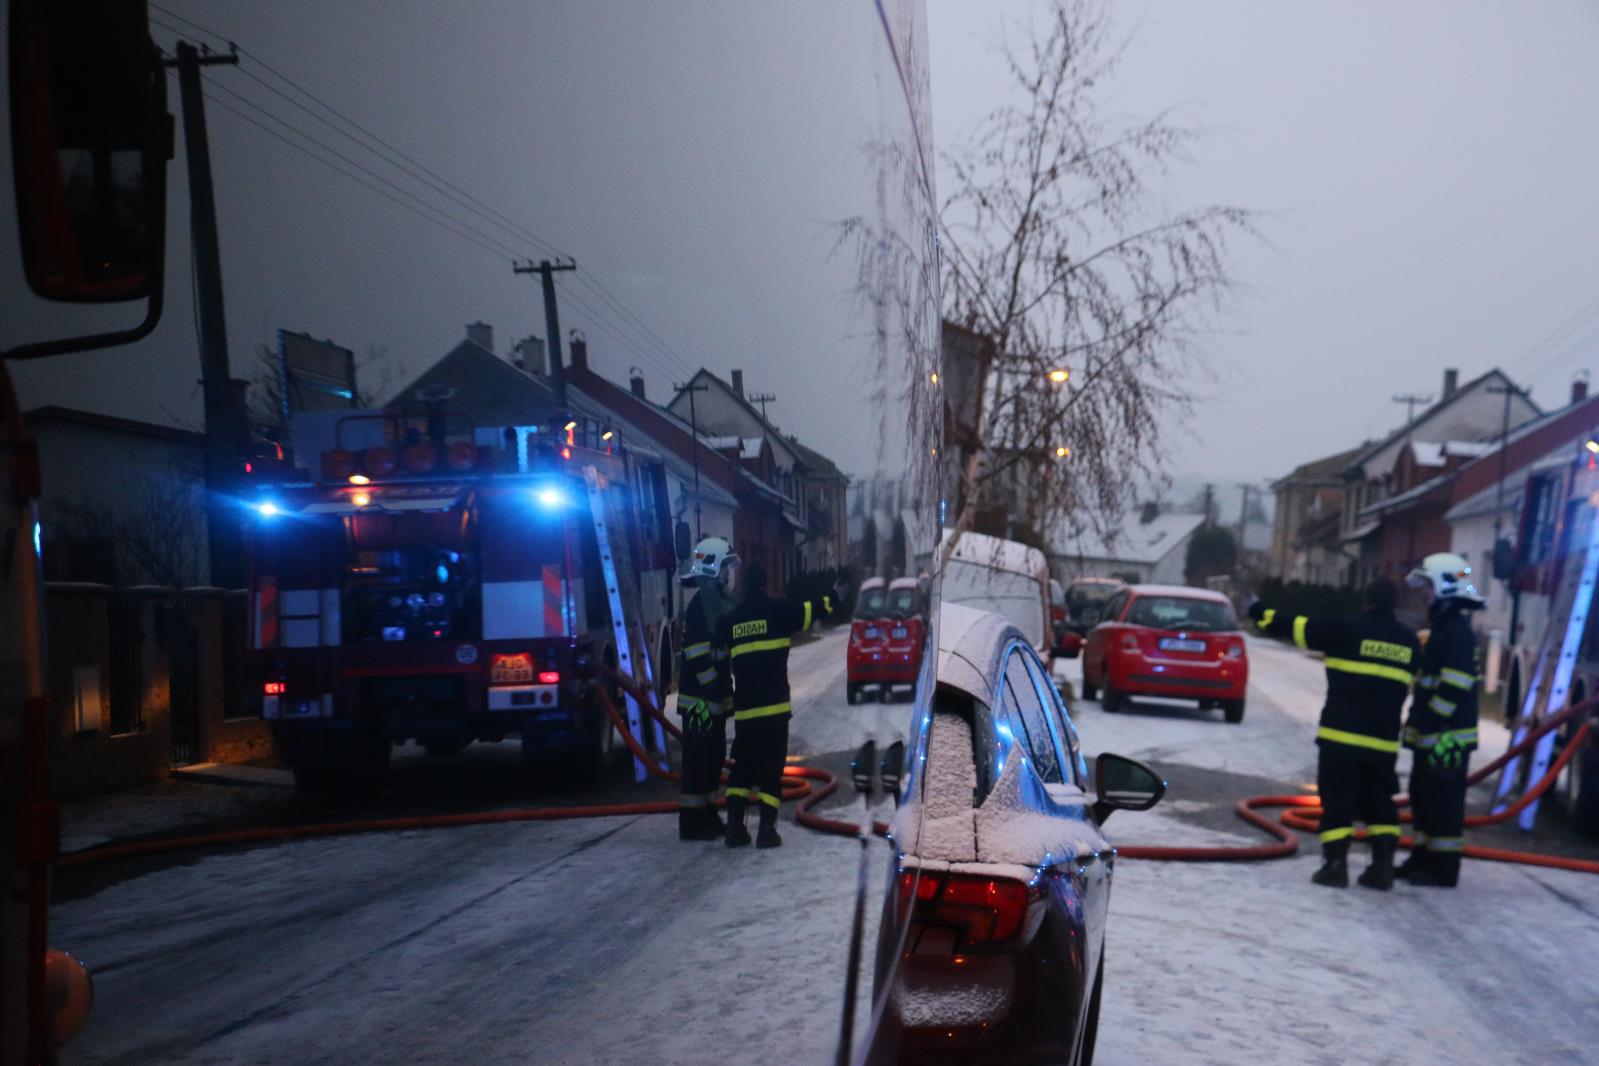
[1080,584,1249,723]
[869,603,1165,1063]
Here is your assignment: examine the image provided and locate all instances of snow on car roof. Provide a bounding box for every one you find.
[935,602,1021,700]
[1127,583,1232,604]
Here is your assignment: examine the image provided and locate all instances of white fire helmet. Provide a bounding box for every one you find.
[1405,552,1486,607]
[682,536,738,588]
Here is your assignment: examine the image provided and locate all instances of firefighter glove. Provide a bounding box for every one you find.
[683,699,713,733]
[1429,732,1466,772]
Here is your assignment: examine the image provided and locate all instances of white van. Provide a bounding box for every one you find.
[938,528,1053,663]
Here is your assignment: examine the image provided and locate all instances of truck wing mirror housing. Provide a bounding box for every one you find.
[10,0,169,319]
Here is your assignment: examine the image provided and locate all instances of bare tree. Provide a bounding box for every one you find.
[49,456,207,589]
[940,0,1259,549]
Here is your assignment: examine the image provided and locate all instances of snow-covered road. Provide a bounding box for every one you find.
[1081,635,1597,1066]
[51,626,1598,1064]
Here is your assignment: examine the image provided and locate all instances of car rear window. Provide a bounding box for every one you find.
[1126,595,1237,632]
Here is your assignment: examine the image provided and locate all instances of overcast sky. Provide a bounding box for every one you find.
[934,0,1599,494]
[6,1,1599,500]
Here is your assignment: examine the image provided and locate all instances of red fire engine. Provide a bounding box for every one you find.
[247,407,678,793]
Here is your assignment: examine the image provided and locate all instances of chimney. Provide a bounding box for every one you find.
[466,321,493,352]
[1574,372,1591,405]
[731,368,744,398]
[1442,367,1459,399]
[630,370,647,400]
[513,335,546,375]
[568,335,588,371]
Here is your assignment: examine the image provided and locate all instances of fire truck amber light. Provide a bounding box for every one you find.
[537,670,560,684]
[263,682,285,695]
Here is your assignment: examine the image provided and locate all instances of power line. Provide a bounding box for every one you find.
[151,3,695,382]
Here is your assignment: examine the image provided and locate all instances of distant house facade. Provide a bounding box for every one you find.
[1052,510,1207,586]
[1339,368,1540,584]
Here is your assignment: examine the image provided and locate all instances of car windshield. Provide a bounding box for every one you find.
[1067,583,1118,621]
[942,560,1045,646]
[857,586,888,619]
[1126,595,1238,633]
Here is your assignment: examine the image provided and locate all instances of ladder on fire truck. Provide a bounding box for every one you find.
[583,464,669,783]
[1491,468,1599,827]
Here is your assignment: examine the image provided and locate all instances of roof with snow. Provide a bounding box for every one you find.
[1052,511,1208,566]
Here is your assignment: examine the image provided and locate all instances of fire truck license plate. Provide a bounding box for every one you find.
[491,653,535,683]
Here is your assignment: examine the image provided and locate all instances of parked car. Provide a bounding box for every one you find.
[1080,583,1248,722]
[868,602,1165,1064]
[849,576,928,703]
[940,528,1053,665]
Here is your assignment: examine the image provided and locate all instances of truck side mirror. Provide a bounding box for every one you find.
[879,740,905,805]
[850,739,876,796]
[11,0,169,305]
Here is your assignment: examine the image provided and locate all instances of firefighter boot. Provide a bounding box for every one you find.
[1394,845,1428,882]
[724,797,752,848]
[1357,838,1396,891]
[1407,851,1460,888]
[755,804,782,849]
[679,807,720,842]
[1311,842,1349,888]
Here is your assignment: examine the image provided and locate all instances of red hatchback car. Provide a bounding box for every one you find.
[1080,584,1249,722]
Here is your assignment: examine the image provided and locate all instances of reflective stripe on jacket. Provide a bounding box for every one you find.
[720,592,835,721]
[1257,605,1420,757]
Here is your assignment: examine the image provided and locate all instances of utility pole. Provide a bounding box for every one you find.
[674,380,709,538]
[748,391,777,423]
[513,258,577,408]
[167,41,245,588]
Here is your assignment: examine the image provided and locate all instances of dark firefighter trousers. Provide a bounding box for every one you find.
[1317,744,1401,855]
[1409,756,1469,878]
[726,713,790,811]
[678,704,727,809]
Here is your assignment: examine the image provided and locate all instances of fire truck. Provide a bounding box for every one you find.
[1501,443,1599,834]
[247,406,679,793]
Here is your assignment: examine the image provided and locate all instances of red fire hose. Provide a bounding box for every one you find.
[1119,698,1599,876]
[56,680,1597,876]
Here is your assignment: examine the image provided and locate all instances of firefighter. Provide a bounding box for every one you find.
[1399,552,1485,888]
[720,560,842,849]
[1249,577,1419,889]
[676,537,738,841]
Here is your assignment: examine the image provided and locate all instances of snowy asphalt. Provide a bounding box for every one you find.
[52,627,1599,1063]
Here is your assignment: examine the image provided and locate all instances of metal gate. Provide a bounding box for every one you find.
[165,603,199,766]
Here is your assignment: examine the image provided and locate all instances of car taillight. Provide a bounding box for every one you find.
[1226,642,1245,659]
[1119,632,1140,650]
[263,681,285,695]
[897,870,1035,947]
[537,670,560,684]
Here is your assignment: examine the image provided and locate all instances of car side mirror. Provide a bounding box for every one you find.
[879,740,905,805]
[851,739,877,796]
[1091,752,1166,824]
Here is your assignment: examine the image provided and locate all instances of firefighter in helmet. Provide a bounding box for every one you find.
[675,537,738,841]
[1400,552,1485,887]
[720,560,843,848]
[1250,577,1419,889]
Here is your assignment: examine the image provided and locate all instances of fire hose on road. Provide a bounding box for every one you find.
[55,676,1596,876]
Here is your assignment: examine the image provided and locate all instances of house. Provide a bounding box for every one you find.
[1051,510,1208,586]
[1270,444,1368,585]
[1339,367,1540,584]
